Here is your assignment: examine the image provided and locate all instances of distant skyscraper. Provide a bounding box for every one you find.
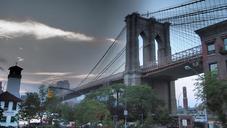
[6,65,23,98]
[53,80,70,96]
[183,86,188,110]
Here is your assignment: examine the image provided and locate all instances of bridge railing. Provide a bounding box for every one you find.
[141,45,202,71]
[171,45,202,62]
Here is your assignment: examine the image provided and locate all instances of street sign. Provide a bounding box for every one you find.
[182,119,187,126]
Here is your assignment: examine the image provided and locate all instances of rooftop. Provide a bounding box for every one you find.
[195,20,227,35]
[0,91,22,102]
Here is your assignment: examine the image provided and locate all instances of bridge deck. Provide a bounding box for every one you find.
[62,45,203,100]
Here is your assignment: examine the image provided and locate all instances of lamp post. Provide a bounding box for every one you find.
[124,109,128,128]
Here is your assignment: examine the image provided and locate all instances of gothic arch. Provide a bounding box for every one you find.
[124,13,171,85]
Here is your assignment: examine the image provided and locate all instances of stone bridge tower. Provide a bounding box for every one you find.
[124,13,171,85]
[124,13,176,114]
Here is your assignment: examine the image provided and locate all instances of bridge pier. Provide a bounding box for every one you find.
[124,71,141,86]
[143,78,177,114]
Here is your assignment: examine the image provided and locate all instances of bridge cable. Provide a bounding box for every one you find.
[78,26,126,86]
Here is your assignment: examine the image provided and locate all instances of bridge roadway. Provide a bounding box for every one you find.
[62,45,203,100]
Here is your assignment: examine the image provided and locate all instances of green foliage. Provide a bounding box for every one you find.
[58,103,75,121]
[144,109,173,126]
[45,95,61,124]
[38,85,48,124]
[45,95,61,113]
[75,99,111,126]
[195,73,227,127]
[86,83,126,117]
[84,84,173,127]
[122,85,160,119]
[39,85,48,104]
[19,92,41,123]
[122,85,173,126]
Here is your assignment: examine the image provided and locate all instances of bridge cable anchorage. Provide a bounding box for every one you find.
[78,26,126,87]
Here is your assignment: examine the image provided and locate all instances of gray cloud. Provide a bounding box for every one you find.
[0,19,94,42]
[0,58,7,63]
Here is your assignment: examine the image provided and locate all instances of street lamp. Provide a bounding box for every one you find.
[124,109,128,128]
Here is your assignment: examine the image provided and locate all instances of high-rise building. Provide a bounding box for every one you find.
[183,86,188,111]
[6,65,23,98]
[53,80,70,96]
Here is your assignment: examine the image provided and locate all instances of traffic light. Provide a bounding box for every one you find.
[47,87,54,98]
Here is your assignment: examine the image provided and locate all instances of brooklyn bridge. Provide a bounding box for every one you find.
[58,0,227,114]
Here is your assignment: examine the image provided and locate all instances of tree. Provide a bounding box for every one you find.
[86,83,126,118]
[19,92,41,126]
[75,99,111,127]
[86,84,172,127]
[122,85,172,126]
[122,85,158,118]
[45,94,61,125]
[38,85,48,124]
[195,73,227,127]
[58,103,75,122]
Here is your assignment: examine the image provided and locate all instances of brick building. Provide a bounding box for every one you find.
[196,20,227,80]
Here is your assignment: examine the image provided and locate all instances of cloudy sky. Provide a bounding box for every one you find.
[0,0,201,107]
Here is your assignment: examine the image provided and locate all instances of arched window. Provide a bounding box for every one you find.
[138,35,143,66]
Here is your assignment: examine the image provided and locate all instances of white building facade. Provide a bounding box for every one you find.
[0,91,22,127]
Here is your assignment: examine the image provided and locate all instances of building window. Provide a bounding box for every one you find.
[4,101,9,109]
[10,116,16,123]
[12,102,17,110]
[224,38,227,51]
[0,116,6,122]
[209,63,218,73]
[207,43,215,55]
